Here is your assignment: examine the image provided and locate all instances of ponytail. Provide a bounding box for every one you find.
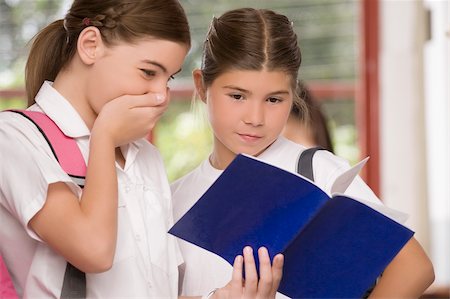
[25,19,74,106]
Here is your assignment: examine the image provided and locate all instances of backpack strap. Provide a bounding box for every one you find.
[6,110,87,298]
[8,110,86,187]
[296,147,325,182]
[0,254,18,299]
[60,263,87,298]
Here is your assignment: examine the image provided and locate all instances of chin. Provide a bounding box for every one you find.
[233,148,266,158]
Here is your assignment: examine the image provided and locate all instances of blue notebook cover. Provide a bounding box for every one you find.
[169,154,414,298]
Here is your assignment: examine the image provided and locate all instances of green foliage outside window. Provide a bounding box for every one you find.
[155,100,213,182]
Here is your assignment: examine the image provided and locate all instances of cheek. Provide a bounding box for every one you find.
[207,98,233,130]
[270,106,292,131]
[87,80,146,114]
[90,60,147,98]
[207,102,222,129]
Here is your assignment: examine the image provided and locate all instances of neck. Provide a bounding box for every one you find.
[209,142,237,170]
[209,153,222,170]
[52,69,96,130]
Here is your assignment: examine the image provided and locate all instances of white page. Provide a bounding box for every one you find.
[329,157,409,224]
[330,157,370,194]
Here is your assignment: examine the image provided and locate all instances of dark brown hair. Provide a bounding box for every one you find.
[292,81,334,152]
[201,8,305,112]
[25,0,190,106]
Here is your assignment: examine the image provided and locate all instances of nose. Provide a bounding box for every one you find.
[243,101,264,126]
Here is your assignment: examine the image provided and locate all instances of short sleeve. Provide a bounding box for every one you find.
[0,113,81,241]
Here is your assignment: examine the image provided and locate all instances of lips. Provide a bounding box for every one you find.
[238,133,262,142]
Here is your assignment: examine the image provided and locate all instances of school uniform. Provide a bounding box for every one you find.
[171,136,384,297]
[0,81,181,298]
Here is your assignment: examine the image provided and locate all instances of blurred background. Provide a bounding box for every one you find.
[0,0,448,295]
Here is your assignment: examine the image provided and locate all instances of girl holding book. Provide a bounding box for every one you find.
[171,7,435,298]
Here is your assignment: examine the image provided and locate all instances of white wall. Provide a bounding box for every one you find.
[380,0,429,247]
[423,0,450,286]
[380,0,450,286]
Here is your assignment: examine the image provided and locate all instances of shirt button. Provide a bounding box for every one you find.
[125,186,131,193]
[135,234,141,242]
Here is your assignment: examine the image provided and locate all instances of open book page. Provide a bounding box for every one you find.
[330,156,369,194]
[326,156,409,224]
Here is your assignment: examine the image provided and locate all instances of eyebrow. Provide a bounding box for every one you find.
[223,85,290,96]
[172,69,182,76]
[141,60,182,76]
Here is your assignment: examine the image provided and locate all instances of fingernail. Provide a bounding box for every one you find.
[244,246,252,254]
[276,253,284,263]
[235,255,243,263]
[259,246,268,256]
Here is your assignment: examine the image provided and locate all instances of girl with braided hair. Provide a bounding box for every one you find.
[0,1,283,298]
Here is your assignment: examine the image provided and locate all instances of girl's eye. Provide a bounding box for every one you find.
[168,75,175,82]
[229,94,243,100]
[140,69,156,78]
[267,97,282,104]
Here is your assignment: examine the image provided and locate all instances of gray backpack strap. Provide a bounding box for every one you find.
[296,147,324,182]
[61,263,86,298]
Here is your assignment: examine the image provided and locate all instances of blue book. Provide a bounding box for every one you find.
[169,154,414,298]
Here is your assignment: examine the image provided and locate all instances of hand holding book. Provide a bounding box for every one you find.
[211,246,284,299]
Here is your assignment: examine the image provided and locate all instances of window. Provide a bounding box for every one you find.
[0,0,376,188]
[156,0,365,182]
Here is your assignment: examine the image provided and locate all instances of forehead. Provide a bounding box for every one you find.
[212,69,293,90]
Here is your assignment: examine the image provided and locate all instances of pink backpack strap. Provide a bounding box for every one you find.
[7,110,87,297]
[0,254,18,299]
[9,110,86,187]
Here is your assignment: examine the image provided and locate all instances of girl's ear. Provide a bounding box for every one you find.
[77,26,104,65]
[193,69,207,103]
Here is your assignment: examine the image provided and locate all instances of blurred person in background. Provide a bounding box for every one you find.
[282,81,334,153]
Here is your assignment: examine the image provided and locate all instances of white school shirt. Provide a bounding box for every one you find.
[0,81,182,298]
[171,136,383,298]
